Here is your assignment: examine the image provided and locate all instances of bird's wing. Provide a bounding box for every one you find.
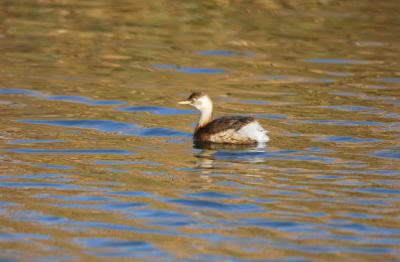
[204,116,255,134]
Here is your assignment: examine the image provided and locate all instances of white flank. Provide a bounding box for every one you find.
[237,121,270,143]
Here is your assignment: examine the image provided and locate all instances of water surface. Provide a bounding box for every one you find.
[0,1,399,261]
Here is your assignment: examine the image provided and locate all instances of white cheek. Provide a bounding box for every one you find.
[194,102,203,109]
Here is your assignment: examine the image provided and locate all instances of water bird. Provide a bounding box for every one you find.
[178,92,269,144]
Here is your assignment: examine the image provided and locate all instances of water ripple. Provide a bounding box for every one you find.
[73,237,167,258]
[168,198,262,213]
[372,150,400,159]
[256,114,288,120]
[209,149,338,164]
[304,58,371,64]
[46,95,126,106]
[94,160,160,166]
[7,139,64,145]
[7,148,133,155]
[239,218,312,232]
[152,64,225,74]
[186,191,237,199]
[132,209,197,227]
[316,136,381,143]
[376,77,400,84]
[117,105,195,115]
[304,119,385,126]
[321,105,371,112]
[198,50,255,57]
[0,88,126,106]
[257,75,335,83]
[18,119,190,138]
[0,181,81,190]
[0,88,41,95]
[31,163,73,169]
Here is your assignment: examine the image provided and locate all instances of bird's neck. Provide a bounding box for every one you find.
[197,106,213,130]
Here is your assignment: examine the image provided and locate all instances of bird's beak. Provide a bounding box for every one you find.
[178,100,191,105]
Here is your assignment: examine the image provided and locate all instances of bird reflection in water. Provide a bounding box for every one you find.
[193,141,268,170]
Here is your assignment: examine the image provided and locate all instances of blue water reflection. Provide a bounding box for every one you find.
[376,77,400,83]
[7,139,64,144]
[118,105,195,115]
[316,136,381,143]
[198,50,255,57]
[18,119,190,137]
[152,64,225,74]
[73,238,168,258]
[46,95,126,106]
[0,88,126,106]
[372,150,400,159]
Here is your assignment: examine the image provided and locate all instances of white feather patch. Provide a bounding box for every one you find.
[237,121,269,143]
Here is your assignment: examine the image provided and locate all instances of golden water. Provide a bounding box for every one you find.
[0,1,399,261]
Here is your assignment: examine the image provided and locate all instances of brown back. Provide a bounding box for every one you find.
[194,116,255,141]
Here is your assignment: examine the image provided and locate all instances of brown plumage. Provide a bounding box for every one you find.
[194,116,255,143]
[188,92,205,100]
